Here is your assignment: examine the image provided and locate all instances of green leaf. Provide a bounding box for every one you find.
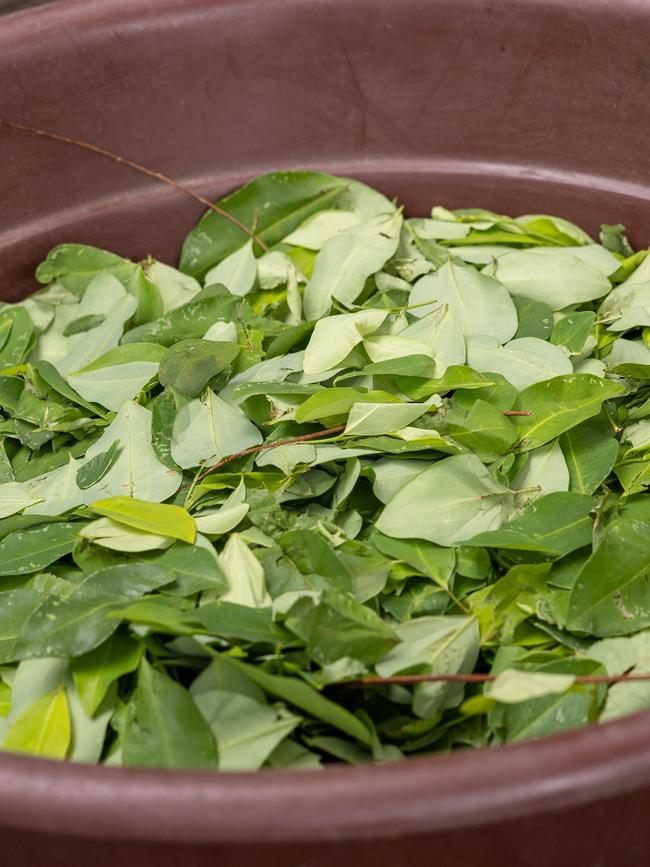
[560,420,619,494]
[180,171,349,280]
[465,492,595,557]
[296,388,401,424]
[3,686,70,758]
[89,496,196,544]
[81,401,181,502]
[488,669,576,704]
[302,310,387,375]
[123,659,218,768]
[76,441,121,490]
[194,690,300,771]
[0,481,43,519]
[0,522,80,577]
[35,243,137,293]
[376,453,517,546]
[566,520,650,636]
[375,616,479,719]
[486,249,611,310]
[70,630,143,716]
[121,285,240,346]
[395,365,495,401]
[466,336,572,390]
[0,308,34,368]
[14,563,171,659]
[500,658,604,742]
[282,589,398,665]
[373,532,455,590]
[511,439,569,496]
[158,339,239,397]
[146,540,227,596]
[468,563,550,644]
[219,656,374,746]
[600,224,634,257]
[550,312,596,354]
[32,359,105,416]
[80,518,175,553]
[195,601,287,644]
[63,313,106,336]
[440,399,518,462]
[150,389,181,471]
[303,211,402,319]
[204,239,257,296]
[0,589,43,663]
[219,533,271,607]
[344,400,430,436]
[409,259,518,343]
[513,296,554,340]
[511,374,625,451]
[171,389,262,470]
[69,360,159,412]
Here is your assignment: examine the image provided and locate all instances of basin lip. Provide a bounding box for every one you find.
[0,704,649,844]
[2,0,650,848]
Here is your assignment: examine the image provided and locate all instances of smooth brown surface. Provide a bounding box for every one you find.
[2,0,650,864]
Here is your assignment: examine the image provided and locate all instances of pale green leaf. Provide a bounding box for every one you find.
[68,361,159,411]
[409,259,518,343]
[486,249,611,310]
[194,689,300,770]
[171,389,262,470]
[511,440,570,496]
[303,212,402,319]
[466,336,572,390]
[487,669,575,704]
[376,615,479,719]
[376,453,517,546]
[79,517,174,552]
[82,401,182,503]
[204,240,257,296]
[219,533,271,608]
[302,310,387,375]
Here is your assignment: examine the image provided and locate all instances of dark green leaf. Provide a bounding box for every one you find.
[180,171,348,280]
[0,523,81,577]
[158,339,239,397]
[123,659,218,768]
[76,441,121,489]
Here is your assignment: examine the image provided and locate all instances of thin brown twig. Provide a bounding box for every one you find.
[192,424,346,486]
[188,407,528,495]
[347,673,650,687]
[0,118,268,252]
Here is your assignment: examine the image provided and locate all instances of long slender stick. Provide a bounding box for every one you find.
[347,673,650,686]
[189,406,526,493]
[0,118,267,251]
[192,424,346,486]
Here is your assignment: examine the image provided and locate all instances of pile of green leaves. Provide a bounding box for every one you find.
[2,171,650,770]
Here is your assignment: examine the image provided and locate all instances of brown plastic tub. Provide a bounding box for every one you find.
[2,0,650,864]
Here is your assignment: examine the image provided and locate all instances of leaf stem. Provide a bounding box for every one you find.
[0,118,268,252]
[346,672,650,686]
[188,424,346,492]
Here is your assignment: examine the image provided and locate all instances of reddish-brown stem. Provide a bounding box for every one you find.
[189,410,530,492]
[192,424,346,485]
[347,673,650,686]
[501,410,532,417]
[0,118,267,252]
